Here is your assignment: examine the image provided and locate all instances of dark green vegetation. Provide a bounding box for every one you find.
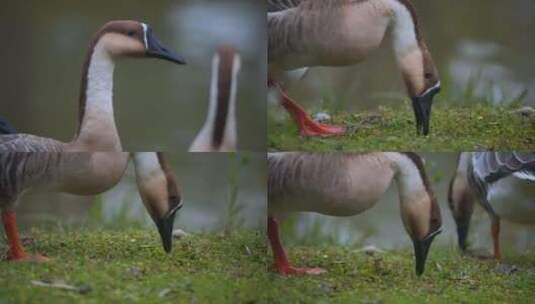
[269,103,535,151]
[267,245,535,303]
[0,228,267,304]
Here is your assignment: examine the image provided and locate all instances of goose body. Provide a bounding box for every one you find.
[189,46,241,152]
[268,152,442,276]
[0,151,181,261]
[449,152,535,258]
[0,121,181,261]
[268,0,440,136]
[0,20,185,153]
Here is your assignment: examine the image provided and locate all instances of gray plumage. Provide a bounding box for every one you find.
[472,152,535,183]
[468,152,535,217]
[0,153,92,209]
[268,152,351,201]
[0,134,65,152]
[0,116,16,135]
[268,0,305,12]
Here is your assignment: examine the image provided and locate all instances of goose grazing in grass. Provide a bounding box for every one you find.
[0,20,185,153]
[132,152,183,253]
[0,150,182,261]
[268,0,440,136]
[189,46,241,152]
[268,152,442,276]
[448,152,535,259]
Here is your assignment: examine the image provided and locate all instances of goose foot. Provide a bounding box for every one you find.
[8,253,50,263]
[275,265,327,276]
[271,79,346,137]
[298,120,346,137]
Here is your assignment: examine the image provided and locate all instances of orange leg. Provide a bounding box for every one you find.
[1,211,48,262]
[268,216,326,275]
[491,218,501,260]
[270,80,345,137]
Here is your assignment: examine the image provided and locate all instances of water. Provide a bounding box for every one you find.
[0,0,266,151]
[275,0,535,111]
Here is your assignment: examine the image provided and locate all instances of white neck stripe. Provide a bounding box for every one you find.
[419,81,441,97]
[141,23,149,49]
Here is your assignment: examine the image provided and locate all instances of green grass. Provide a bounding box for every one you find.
[0,228,268,304]
[267,245,535,303]
[269,103,535,151]
[2,228,534,303]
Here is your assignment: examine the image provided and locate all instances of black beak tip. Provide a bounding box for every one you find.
[155,212,179,253]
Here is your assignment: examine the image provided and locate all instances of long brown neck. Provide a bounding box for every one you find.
[72,36,121,151]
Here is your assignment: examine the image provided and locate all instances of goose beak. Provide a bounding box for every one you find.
[412,82,441,136]
[154,200,183,253]
[413,227,442,276]
[145,27,186,65]
[456,223,469,252]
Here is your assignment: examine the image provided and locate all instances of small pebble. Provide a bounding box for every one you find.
[495,264,519,275]
[172,229,190,239]
[313,112,331,123]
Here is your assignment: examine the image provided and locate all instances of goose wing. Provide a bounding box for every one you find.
[268,0,305,12]
[472,152,535,183]
[0,134,64,152]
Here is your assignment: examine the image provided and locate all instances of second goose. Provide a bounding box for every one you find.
[189,46,242,152]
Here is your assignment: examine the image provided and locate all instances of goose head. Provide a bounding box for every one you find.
[133,152,183,253]
[397,43,440,136]
[396,153,442,275]
[93,20,185,64]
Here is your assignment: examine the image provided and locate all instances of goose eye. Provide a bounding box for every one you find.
[127,31,135,37]
[424,72,433,80]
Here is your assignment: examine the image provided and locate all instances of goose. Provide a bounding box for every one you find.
[189,46,241,152]
[268,152,442,276]
[0,151,182,261]
[448,152,535,259]
[132,152,183,253]
[0,20,185,152]
[268,0,440,136]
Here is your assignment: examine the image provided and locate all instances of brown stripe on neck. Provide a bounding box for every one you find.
[75,20,143,137]
[401,152,442,232]
[212,46,236,149]
[156,152,181,208]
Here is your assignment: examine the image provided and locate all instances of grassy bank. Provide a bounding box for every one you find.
[268,103,535,151]
[267,245,535,303]
[2,228,534,303]
[0,228,268,303]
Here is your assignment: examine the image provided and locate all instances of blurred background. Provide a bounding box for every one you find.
[269,0,535,112]
[279,153,535,255]
[0,0,266,151]
[14,153,266,233]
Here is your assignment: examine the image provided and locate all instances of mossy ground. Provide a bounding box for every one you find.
[1,228,534,303]
[0,228,268,304]
[267,245,535,303]
[269,103,535,151]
